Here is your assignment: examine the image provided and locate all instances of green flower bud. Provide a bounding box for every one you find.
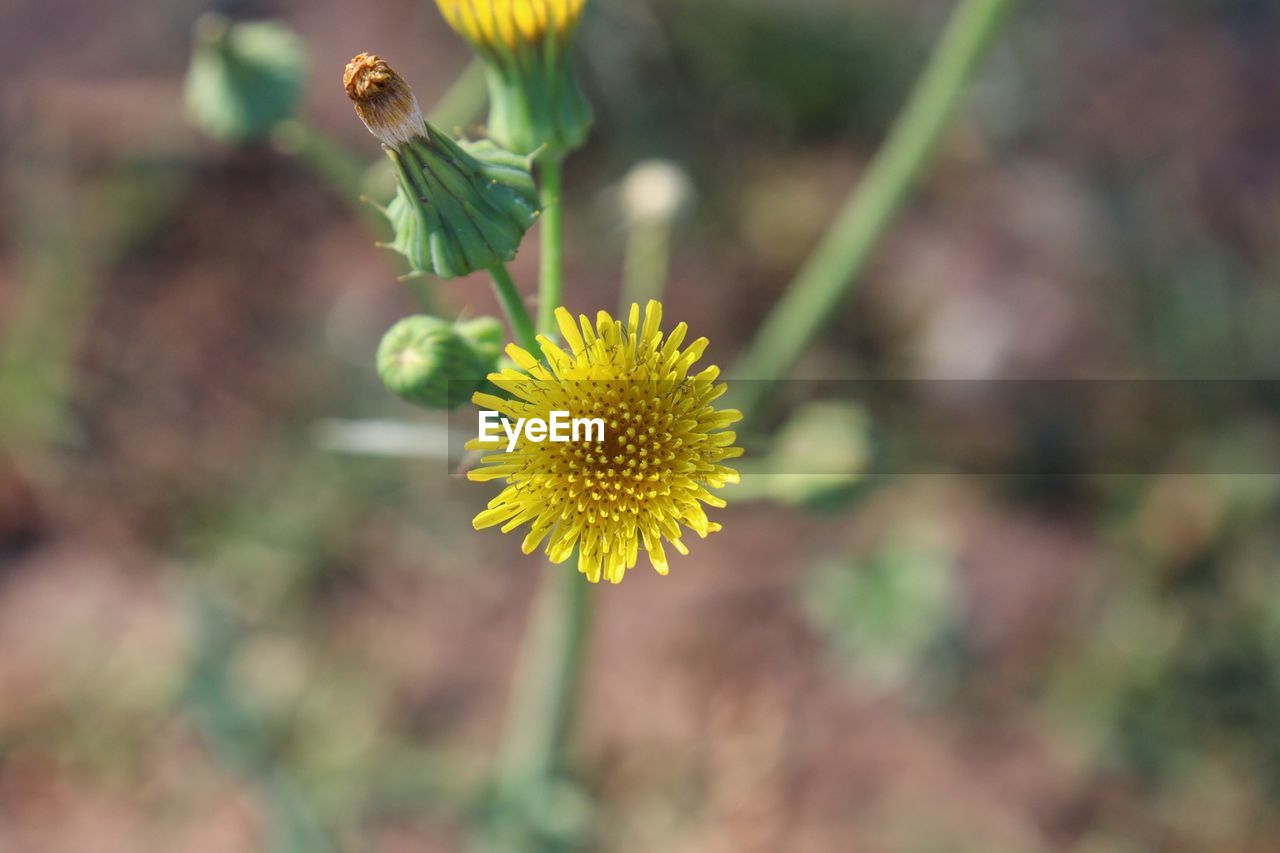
[344,54,540,279]
[434,0,594,156]
[377,316,499,410]
[185,14,308,145]
[455,316,506,365]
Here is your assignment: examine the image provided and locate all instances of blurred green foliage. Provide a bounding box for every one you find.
[804,526,960,697]
[665,0,922,141]
[185,14,308,145]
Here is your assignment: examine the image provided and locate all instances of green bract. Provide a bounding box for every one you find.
[379,133,541,279]
[484,52,593,157]
[433,0,594,156]
[185,14,307,145]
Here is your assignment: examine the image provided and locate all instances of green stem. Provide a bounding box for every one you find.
[536,155,566,336]
[272,119,370,208]
[733,0,1016,420]
[272,121,444,313]
[480,155,592,852]
[427,57,490,131]
[493,564,593,799]
[488,265,538,353]
[620,219,673,312]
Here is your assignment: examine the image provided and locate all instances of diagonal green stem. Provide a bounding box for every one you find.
[488,265,538,353]
[272,119,371,212]
[733,0,1017,420]
[428,57,490,130]
[536,155,566,337]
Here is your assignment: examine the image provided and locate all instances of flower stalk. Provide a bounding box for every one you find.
[489,562,592,811]
[488,265,538,352]
[733,0,1017,420]
[618,160,694,312]
[536,155,566,337]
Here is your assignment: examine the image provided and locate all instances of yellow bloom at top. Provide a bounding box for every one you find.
[436,0,588,52]
[467,301,743,584]
[434,0,593,154]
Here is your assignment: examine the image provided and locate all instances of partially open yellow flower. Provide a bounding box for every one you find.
[436,0,587,52]
[434,0,593,155]
[467,301,743,584]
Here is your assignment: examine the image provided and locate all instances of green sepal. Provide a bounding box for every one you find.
[483,41,593,156]
[380,130,540,279]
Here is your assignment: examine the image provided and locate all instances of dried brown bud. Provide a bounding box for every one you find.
[343,53,425,149]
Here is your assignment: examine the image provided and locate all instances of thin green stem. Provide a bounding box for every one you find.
[427,57,490,131]
[273,121,437,313]
[479,153,592,852]
[733,0,1016,420]
[488,265,538,353]
[493,564,593,798]
[620,220,673,313]
[272,119,370,208]
[536,155,566,337]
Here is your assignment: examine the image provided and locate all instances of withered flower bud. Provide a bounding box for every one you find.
[343,53,427,149]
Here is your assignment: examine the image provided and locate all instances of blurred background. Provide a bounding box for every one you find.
[3,0,1280,850]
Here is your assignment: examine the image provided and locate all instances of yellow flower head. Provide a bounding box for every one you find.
[467,301,743,584]
[436,0,588,53]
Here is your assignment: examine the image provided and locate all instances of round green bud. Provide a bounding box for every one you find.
[455,316,506,365]
[377,316,495,410]
[185,14,308,145]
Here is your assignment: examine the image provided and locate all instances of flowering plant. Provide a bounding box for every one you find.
[182,0,1015,844]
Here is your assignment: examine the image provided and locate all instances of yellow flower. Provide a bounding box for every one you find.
[436,0,588,53]
[467,301,743,584]
[433,0,593,154]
